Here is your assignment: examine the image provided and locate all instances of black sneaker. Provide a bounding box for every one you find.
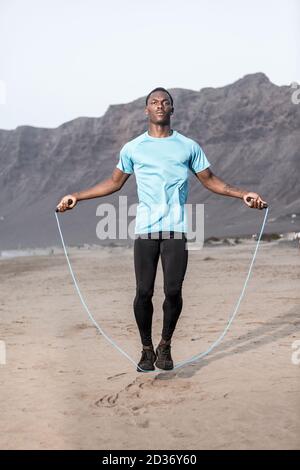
[137,347,157,372]
[155,344,174,370]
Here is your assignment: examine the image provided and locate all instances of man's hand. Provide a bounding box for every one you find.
[243,192,268,210]
[56,194,77,212]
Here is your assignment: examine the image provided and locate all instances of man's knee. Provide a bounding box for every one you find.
[163,283,182,300]
[135,285,154,302]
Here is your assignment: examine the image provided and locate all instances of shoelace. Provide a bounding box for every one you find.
[158,345,171,358]
[141,349,155,361]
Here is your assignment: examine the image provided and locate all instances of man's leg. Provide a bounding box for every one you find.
[160,234,188,343]
[155,234,188,370]
[133,236,160,348]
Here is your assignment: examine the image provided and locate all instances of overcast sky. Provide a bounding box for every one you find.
[0,0,299,130]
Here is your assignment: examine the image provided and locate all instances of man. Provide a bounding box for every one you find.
[56,87,267,372]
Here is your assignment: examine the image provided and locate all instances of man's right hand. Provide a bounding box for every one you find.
[56,194,77,212]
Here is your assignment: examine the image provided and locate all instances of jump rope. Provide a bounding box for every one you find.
[55,199,269,373]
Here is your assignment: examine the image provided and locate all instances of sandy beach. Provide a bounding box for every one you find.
[0,240,299,450]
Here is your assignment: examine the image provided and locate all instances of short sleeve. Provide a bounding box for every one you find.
[189,142,211,174]
[116,143,134,174]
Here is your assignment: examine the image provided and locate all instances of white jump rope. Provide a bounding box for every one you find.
[55,200,269,373]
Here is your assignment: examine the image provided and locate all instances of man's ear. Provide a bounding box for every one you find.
[171,107,174,114]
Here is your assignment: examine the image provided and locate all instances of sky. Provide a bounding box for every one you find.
[0,0,299,129]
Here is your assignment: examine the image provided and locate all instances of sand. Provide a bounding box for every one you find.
[0,240,299,450]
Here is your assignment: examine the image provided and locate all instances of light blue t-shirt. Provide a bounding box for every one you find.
[116,130,211,234]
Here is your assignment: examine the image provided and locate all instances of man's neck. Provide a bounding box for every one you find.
[147,124,173,138]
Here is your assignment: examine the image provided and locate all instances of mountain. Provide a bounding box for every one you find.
[0,72,299,250]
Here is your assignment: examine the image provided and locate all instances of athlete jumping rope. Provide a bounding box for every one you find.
[56,87,268,373]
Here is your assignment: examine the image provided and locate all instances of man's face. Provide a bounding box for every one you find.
[145,91,173,124]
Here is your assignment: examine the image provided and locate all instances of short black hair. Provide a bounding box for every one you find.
[145,87,174,106]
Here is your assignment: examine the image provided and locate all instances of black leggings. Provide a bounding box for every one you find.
[133,233,188,346]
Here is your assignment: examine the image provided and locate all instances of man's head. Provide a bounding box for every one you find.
[145,87,174,125]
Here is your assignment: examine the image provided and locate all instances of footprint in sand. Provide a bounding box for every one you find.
[107,372,127,381]
[95,376,193,416]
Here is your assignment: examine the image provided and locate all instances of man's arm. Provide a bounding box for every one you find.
[195,168,246,198]
[195,167,267,209]
[73,168,130,201]
[56,168,130,212]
